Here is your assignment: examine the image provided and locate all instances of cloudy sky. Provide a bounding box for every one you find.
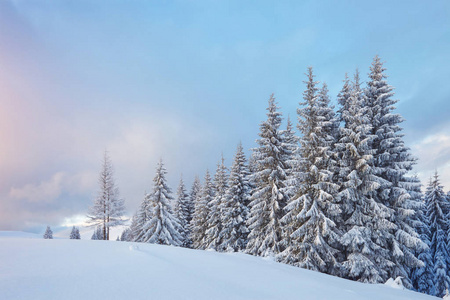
[1,0,449,232]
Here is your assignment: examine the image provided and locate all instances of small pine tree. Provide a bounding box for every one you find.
[141,159,182,246]
[70,226,81,239]
[219,142,250,252]
[191,170,213,249]
[91,226,103,240]
[175,176,191,247]
[204,156,228,250]
[43,226,53,239]
[424,172,450,297]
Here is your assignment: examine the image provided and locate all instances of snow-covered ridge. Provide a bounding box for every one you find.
[0,232,435,300]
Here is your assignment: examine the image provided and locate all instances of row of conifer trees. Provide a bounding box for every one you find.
[118,56,440,297]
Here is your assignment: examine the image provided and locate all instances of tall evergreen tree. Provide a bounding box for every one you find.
[175,176,191,247]
[335,70,395,283]
[141,160,182,246]
[280,70,340,275]
[219,142,250,252]
[189,176,201,224]
[246,94,289,257]
[204,156,228,250]
[424,173,450,297]
[87,151,126,240]
[365,56,425,284]
[191,170,214,249]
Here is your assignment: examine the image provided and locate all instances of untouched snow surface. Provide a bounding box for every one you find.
[0,232,436,300]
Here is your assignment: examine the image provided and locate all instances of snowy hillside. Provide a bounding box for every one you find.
[0,232,436,300]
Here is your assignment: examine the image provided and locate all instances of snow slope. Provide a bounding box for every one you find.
[0,232,436,300]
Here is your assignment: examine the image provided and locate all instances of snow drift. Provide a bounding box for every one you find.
[0,232,436,300]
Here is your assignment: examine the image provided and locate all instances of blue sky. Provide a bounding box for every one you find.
[0,0,449,231]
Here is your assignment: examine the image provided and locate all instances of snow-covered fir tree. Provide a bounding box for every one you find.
[335,70,395,283]
[43,226,53,239]
[219,142,250,252]
[133,193,153,242]
[127,213,139,242]
[87,151,126,240]
[246,94,289,257]
[175,176,191,247]
[281,116,300,200]
[70,226,81,239]
[424,173,450,297]
[191,170,213,249]
[364,56,425,284]
[204,156,228,250]
[141,159,182,246]
[410,175,434,295]
[279,70,340,275]
[189,176,201,224]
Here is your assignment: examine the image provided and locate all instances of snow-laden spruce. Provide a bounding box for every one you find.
[204,156,228,250]
[70,226,81,239]
[335,70,395,283]
[364,56,425,285]
[140,160,183,246]
[175,176,192,247]
[191,170,213,249]
[423,173,450,297]
[246,94,290,257]
[410,176,434,295]
[87,151,126,240]
[43,226,53,239]
[91,226,103,240]
[218,142,250,252]
[133,194,153,242]
[279,69,341,275]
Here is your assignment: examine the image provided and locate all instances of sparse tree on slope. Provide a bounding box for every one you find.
[204,156,228,250]
[191,170,214,249]
[219,142,250,252]
[175,176,191,247]
[424,173,450,297]
[335,71,395,283]
[364,56,425,284]
[246,94,289,257]
[70,226,81,239]
[43,226,53,239]
[141,159,182,246]
[279,70,340,275]
[87,151,126,240]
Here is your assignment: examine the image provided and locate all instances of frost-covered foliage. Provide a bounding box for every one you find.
[280,70,340,275]
[335,70,395,283]
[365,56,425,285]
[204,156,228,250]
[191,170,214,249]
[246,94,290,257]
[70,226,81,239]
[87,151,126,240]
[43,226,53,239]
[219,143,250,252]
[140,160,182,246]
[424,173,450,297]
[175,176,192,247]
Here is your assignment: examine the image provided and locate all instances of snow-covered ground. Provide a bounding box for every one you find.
[0,231,437,300]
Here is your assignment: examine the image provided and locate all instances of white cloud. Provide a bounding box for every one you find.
[9,171,96,203]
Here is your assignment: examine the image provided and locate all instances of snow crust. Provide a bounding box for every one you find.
[0,232,435,300]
